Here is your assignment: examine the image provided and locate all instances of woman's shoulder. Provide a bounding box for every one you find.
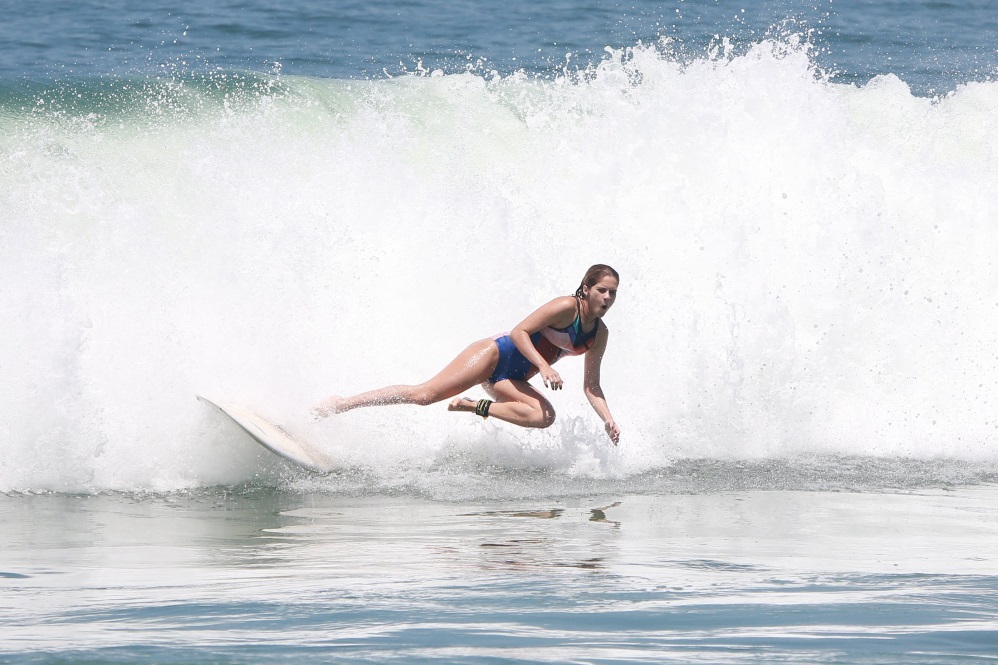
[520,295,578,330]
[546,295,581,321]
[546,295,579,310]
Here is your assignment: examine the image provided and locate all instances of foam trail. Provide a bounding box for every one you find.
[1,39,997,493]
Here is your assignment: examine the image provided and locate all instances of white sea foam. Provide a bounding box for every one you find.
[1,39,997,492]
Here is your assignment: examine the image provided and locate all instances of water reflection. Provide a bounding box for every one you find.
[589,501,622,527]
[461,508,565,519]
[4,489,998,662]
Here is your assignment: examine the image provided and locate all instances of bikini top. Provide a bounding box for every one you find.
[536,297,600,358]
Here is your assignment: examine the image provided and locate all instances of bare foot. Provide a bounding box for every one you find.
[312,396,347,420]
[447,396,478,413]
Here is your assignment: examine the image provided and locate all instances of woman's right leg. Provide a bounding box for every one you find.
[448,379,556,429]
[312,339,499,418]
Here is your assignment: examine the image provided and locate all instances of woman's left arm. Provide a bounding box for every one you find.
[583,324,620,445]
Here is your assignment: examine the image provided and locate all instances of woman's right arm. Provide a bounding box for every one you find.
[508,297,578,390]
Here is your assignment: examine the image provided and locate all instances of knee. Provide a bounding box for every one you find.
[411,385,440,406]
[531,406,556,429]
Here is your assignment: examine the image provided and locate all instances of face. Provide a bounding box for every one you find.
[583,275,618,317]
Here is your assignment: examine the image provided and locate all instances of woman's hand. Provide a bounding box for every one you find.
[540,366,564,390]
[604,420,620,445]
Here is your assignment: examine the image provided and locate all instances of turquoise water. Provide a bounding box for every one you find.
[3,0,998,94]
[2,0,998,662]
[5,488,998,663]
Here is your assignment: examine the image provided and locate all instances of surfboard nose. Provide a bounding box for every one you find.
[197,395,337,474]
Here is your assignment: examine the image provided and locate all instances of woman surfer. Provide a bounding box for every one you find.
[313,264,621,445]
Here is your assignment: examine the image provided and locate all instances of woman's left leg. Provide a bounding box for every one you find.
[313,338,498,418]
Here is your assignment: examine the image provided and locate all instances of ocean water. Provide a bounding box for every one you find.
[2,0,998,662]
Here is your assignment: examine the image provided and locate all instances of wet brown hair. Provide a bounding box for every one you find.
[574,264,620,298]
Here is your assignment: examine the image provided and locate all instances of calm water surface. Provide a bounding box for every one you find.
[4,488,998,663]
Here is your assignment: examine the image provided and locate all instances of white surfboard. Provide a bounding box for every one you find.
[197,395,337,474]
